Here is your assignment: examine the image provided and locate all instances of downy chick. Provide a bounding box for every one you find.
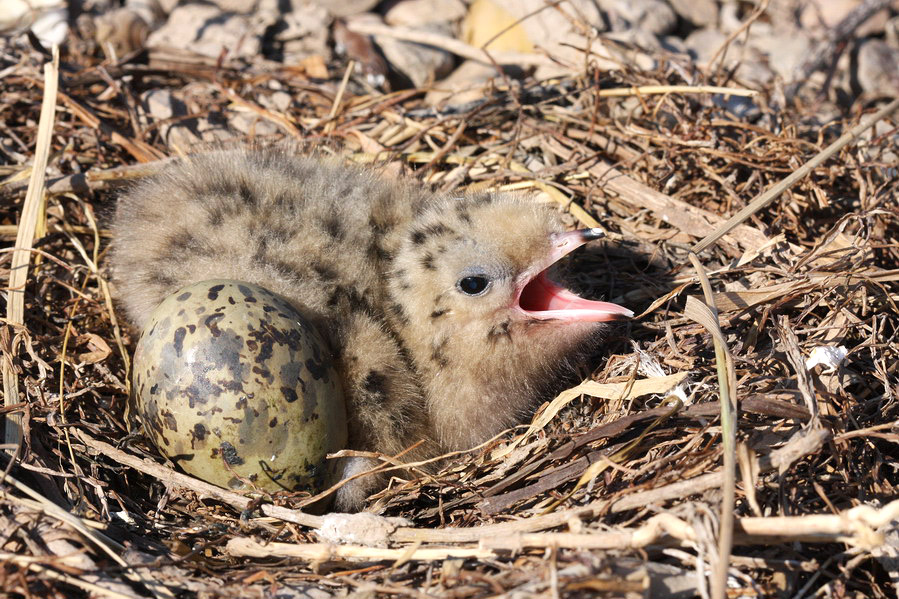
[111,147,631,510]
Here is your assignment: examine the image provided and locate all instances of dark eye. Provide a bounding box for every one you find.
[457,275,491,296]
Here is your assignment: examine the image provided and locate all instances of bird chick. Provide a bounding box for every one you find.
[111,147,631,510]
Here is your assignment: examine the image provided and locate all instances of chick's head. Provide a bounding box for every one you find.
[388,192,632,377]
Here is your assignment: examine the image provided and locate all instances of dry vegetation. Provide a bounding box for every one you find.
[1,17,898,599]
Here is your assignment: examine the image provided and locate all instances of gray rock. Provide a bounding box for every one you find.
[887,16,899,47]
[684,26,773,86]
[94,8,150,59]
[853,38,899,96]
[683,27,727,64]
[146,4,262,60]
[751,28,812,80]
[383,0,467,27]
[598,0,677,36]
[141,88,183,125]
[271,3,332,62]
[800,0,891,36]
[260,90,293,112]
[140,89,193,149]
[373,22,455,88]
[309,0,380,18]
[140,89,237,151]
[0,0,69,47]
[667,0,719,28]
[124,0,168,26]
[229,111,282,138]
[424,59,499,106]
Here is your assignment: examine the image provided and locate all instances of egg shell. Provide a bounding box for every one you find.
[132,280,347,494]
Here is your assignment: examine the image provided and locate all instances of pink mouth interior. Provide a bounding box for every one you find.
[518,271,633,322]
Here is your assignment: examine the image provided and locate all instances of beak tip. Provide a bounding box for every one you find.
[581,228,605,241]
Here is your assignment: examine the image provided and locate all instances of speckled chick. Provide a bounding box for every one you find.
[111,147,631,511]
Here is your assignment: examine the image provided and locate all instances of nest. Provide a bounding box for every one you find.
[1,20,898,599]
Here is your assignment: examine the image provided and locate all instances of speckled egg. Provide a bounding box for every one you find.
[131,279,347,494]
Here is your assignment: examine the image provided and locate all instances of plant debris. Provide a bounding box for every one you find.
[1,1,898,597]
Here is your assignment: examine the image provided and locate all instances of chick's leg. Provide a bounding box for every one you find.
[332,312,431,511]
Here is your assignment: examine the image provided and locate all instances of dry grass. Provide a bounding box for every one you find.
[1,31,898,599]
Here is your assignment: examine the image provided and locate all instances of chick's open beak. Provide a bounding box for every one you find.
[516,228,633,322]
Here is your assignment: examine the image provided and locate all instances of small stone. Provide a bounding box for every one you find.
[0,0,68,48]
[269,3,332,63]
[141,88,183,123]
[94,8,149,59]
[382,0,467,27]
[853,38,899,96]
[149,0,179,15]
[146,4,262,60]
[683,27,727,64]
[124,0,167,27]
[752,29,812,80]
[684,27,773,86]
[140,89,237,152]
[262,90,293,113]
[0,0,66,36]
[140,89,195,149]
[28,6,68,47]
[800,0,891,36]
[309,0,380,18]
[295,54,330,79]
[660,35,688,55]
[666,0,719,28]
[229,111,282,138]
[374,22,455,88]
[598,0,677,36]
[462,0,533,54]
[424,59,500,107]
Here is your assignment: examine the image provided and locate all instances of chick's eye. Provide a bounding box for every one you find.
[457,275,490,296]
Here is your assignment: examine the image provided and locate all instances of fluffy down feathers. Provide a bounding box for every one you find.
[112,147,626,510]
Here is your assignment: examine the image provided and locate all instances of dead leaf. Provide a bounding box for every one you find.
[77,333,111,364]
[298,55,329,79]
[462,0,533,53]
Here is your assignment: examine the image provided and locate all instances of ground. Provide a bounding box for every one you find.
[0,1,898,597]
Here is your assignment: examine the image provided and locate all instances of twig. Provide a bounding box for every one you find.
[54,89,165,163]
[75,431,325,528]
[344,21,556,68]
[226,538,493,561]
[0,471,175,599]
[332,61,355,119]
[486,499,899,551]
[596,85,757,98]
[223,87,303,139]
[610,427,830,513]
[4,47,58,449]
[788,0,894,99]
[0,557,143,599]
[692,97,899,254]
[227,498,899,562]
[685,254,738,599]
[709,0,771,80]
[547,139,770,253]
[0,158,173,200]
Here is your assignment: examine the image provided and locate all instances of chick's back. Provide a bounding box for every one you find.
[112,148,432,331]
[112,149,443,509]
[111,148,616,512]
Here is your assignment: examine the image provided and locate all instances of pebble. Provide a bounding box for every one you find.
[383,0,467,27]
[146,4,262,60]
